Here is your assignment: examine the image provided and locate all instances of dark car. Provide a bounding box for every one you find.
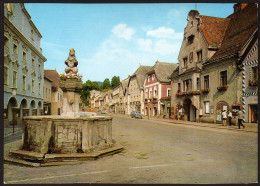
[131,111,143,119]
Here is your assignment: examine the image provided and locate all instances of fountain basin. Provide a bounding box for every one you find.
[21,115,113,154]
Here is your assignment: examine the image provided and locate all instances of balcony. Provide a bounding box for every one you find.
[217,85,228,91]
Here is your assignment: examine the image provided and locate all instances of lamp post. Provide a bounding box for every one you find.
[147,100,150,120]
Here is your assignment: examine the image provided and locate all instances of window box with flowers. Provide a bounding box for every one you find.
[201,88,210,93]
[190,90,201,95]
[249,80,258,87]
[217,85,228,90]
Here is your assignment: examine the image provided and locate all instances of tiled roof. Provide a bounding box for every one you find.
[44,70,60,90]
[199,15,230,47]
[169,66,179,79]
[149,61,178,82]
[44,76,53,82]
[132,65,152,88]
[208,3,258,62]
[121,76,130,94]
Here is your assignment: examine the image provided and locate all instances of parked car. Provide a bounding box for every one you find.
[101,110,107,114]
[131,111,143,119]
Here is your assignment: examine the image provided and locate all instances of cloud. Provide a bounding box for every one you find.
[137,39,153,52]
[146,27,183,40]
[154,39,181,55]
[112,23,135,40]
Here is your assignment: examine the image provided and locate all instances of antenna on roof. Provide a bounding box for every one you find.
[195,3,197,10]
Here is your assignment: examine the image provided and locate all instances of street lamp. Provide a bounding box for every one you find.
[148,100,150,120]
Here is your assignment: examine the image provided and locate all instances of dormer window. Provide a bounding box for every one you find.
[187,35,194,45]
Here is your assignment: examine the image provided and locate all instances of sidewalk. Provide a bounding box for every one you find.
[111,114,258,133]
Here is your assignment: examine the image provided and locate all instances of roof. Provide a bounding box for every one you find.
[131,65,152,88]
[44,70,60,90]
[148,61,178,82]
[44,75,53,82]
[121,76,130,94]
[208,3,258,62]
[169,66,179,79]
[199,15,230,47]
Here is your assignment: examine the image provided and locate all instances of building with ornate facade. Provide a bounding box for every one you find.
[170,3,257,123]
[43,75,52,115]
[128,65,152,115]
[4,3,47,126]
[144,61,178,117]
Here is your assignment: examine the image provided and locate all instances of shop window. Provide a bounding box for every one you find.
[204,75,209,89]
[189,52,193,63]
[220,70,227,86]
[205,101,210,114]
[4,66,9,86]
[13,71,17,88]
[197,50,202,61]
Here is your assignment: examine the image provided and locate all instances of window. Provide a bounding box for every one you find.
[13,44,18,56]
[252,66,258,81]
[148,76,150,82]
[32,58,35,68]
[197,50,203,62]
[189,52,193,63]
[145,89,148,98]
[154,86,157,97]
[23,76,26,90]
[23,52,27,62]
[149,88,152,98]
[38,64,41,73]
[220,70,227,86]
[185,79,191,91]
[205,101,210,114]
[31,29,34,41]
[178,83,181,93]
[4,66,9,85]
[183,81,186,91]
[152,74,155,81]
[183,57,188,68]
[187,35,194,45]
[4,36,9,49]
[204,75,209,89]
[191,21,193,27]
[38,83,41,95]
[49,89,51,98]
[167,88,171,97]
[13,71,17,88]
[197,78,200,90]
[32,79,35,93]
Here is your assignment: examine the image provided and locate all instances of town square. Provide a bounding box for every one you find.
[3,2,258,184]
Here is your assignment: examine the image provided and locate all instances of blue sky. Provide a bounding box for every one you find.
[25,3,234,83]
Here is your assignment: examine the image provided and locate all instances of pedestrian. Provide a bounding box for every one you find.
[228,111,232,126]
[222,110,227,126]
[177,113,180,120]
[237,109,245,129]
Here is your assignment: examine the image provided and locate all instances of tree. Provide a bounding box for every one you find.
[101,78,111,90]
[80,80,100,107]
[111,76,120,87]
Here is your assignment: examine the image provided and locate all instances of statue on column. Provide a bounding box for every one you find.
[65,48,78,76]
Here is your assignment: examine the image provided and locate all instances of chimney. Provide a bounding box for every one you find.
[233,3,248,13]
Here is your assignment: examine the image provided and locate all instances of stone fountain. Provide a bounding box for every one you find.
[5,49,123,167]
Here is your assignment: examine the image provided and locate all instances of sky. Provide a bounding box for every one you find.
[24,3,234,83]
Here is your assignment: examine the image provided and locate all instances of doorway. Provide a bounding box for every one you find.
[249,105,257,123]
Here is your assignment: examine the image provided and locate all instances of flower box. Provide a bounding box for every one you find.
[217,85,228,90]
[201,88,210,93]
[249,80,258,87]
